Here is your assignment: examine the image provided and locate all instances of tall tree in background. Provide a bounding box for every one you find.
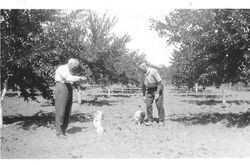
[42,10,145,87]
[114,50,146,86]
[151,9,250,89]
[83,11,145,87]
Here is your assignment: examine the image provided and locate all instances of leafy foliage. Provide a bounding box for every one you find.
[151,9,250,88]
[1,9,145,101]
[41,10,145,87]
[1,9,58,101]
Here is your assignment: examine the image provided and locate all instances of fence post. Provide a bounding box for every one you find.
[228,82,232,91]
[195,83,198,93]
[221,86,226,104]
[107,88,111,98]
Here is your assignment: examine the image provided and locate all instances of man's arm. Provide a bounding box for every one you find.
[65,74,83,83]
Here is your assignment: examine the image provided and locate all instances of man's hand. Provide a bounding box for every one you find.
[79,76,87,82]
[155,93,160,101]
[143,96,146,103]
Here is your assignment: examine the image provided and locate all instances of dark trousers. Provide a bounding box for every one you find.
[146,85,165,122]
[55,82,73,135]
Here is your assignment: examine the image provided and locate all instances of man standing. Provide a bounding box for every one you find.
[139,62,165,126]
[55,58,87,138]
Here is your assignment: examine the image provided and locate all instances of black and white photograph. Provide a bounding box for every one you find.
[1,0,250,160]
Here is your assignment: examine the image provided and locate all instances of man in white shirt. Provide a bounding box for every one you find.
[55,58,87,138]
[139,62,165,126]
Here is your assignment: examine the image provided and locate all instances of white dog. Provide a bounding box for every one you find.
[93,110,104,135]
[134,110,146,125]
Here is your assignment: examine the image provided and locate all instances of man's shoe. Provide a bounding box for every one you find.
[145,120,153,126]
[57,134,67,139]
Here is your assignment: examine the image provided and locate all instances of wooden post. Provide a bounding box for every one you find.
[107,87,111,98]
[228,82,232,94]
[195,83,198,93]
[15,85,21,97]
[221,86,226,104]
[17,91,21,97]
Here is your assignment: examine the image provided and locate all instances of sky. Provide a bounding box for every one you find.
[95,9,174,67]
[2,0,249,67]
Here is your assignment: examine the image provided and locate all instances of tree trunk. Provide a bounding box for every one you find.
[195,83,198,93]
[0,101,2,128]
[221,87,226,104]
[17,91,21,97]
[1,78,9,128]
[107,89,111,98]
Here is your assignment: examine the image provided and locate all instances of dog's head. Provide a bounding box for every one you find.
[140,111,145,118]
[134,110,145,124]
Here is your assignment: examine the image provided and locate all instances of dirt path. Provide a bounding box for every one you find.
[1,87,250,158]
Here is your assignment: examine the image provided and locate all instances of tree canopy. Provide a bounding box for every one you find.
[1,9,58,101]
[151,9,250,89]
[1,9,145,101]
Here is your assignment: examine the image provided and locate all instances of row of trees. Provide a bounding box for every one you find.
[1,9,146,102]
[151,9,250,89]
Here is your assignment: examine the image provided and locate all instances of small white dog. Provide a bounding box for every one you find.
[134,110,146,125]
[93,110,104,135]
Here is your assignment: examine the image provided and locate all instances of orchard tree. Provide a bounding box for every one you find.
[113,50,146,87]
[158,65,172,85]
[38,10,145,98]
[79,10,145,88]
[1,9,148,103]
[169,47,209,89]
[35,10,90,84]
[151,9,250,89]
[1,9,58,101]
[1,9,58,128]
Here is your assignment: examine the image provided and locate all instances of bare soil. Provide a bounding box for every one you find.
[1,86,250,158]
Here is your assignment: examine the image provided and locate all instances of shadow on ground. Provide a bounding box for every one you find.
[182,99,222,106]
[3,111,93,130]
[182,99,250,106]
[5,93,19,97]
[75,99,119,106]
[179,94,222,99]
[227,100,250,105]
[87,94,133,98]
[170,111,250,128]
[67,126,89,134]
